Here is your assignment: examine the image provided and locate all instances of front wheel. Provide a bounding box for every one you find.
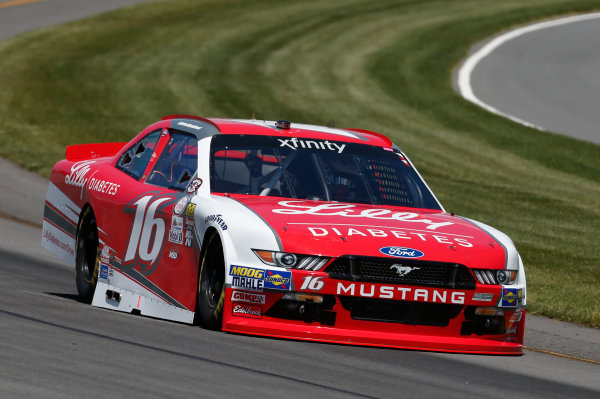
[75,207,99,303]
[195,231,225,330]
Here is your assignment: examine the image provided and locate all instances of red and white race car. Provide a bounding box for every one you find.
[42,115,526,354]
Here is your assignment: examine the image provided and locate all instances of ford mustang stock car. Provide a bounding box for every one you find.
[41,115,526,354]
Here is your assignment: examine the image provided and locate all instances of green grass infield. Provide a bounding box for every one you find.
[0,0,598,327]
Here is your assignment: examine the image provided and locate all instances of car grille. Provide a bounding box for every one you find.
[326,256,476,290]
[338,297,463,326]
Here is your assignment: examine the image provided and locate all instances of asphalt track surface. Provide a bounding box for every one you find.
[0,2,599,398]
[460,14,600,145]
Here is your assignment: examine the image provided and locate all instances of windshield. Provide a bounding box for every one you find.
[210,135,441,210]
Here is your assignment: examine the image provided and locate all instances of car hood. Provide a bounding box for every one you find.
[231,196,507,269]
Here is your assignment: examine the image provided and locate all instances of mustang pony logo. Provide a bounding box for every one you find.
[273,201,453,230]
[390,265,420,277]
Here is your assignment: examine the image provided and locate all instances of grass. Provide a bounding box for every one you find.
[0,0,598,327]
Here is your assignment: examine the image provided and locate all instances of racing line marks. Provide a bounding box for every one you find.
[524,346,600,366]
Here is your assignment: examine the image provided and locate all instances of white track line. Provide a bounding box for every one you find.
[457,12,600,130]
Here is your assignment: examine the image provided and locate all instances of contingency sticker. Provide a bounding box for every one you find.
[501,288,523,307]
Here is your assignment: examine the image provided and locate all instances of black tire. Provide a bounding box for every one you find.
[75,206,99,303]
[195,231,225,330]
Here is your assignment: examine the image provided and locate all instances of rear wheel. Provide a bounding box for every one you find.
[75,207,99,303]
[195,231,225,330]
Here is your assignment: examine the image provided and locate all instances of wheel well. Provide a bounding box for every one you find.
[200,227,220,257]
[195,226,224,319]
[76,203,94,236]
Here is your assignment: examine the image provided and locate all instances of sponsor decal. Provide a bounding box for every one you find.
[65,160,96,197]
[277,137,346,153]
[186,178,203,194]
[205,214,228,230]
[100,245,110,264]
[87,178,120,196]
[173,197,188,215]
[263,270,291,290]
[42,229,75,257]
[168,250,178,259]
[336,282,465,304]
[230,266,265,279]
[472,292,494,302]
[390,264,420,276]
[307,226,473,247]
[99,264,108,280]
[230,265,265,291]
[169,229,183,245]
[171,216,183,231]
[509,311,523,323]
[232,304,262,319]
[232,276,264,291]
[184,229,194,247]
[501,288,523,307]
[273,201,454,230]
[380,246,424,259]
[177,121,203,131]
[231,290,266,304]
[185,203,196,217]
[300,276,325,291]
[184,218,195,228]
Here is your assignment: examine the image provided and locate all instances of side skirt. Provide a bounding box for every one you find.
[92,281,194,324]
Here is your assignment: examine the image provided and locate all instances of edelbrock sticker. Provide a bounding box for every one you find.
[379,246,424,258]
[232,303,262,319]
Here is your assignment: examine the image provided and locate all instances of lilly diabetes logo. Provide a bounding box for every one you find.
[263,270,291,290]
[379,246,424,258]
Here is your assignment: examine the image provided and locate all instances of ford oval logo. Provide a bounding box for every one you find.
[379,246,424,258]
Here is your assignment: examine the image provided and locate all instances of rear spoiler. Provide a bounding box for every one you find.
[66,142,127,161]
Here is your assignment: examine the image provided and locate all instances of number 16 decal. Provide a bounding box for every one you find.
[125,195,170,265]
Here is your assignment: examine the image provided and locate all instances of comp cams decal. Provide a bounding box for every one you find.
[231,290,266,304]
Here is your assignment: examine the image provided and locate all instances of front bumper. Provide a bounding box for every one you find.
[222,284,526,355]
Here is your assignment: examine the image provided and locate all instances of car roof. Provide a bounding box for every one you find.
[160,115,393,147]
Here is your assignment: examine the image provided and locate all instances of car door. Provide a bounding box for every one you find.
[98,127,201,312]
